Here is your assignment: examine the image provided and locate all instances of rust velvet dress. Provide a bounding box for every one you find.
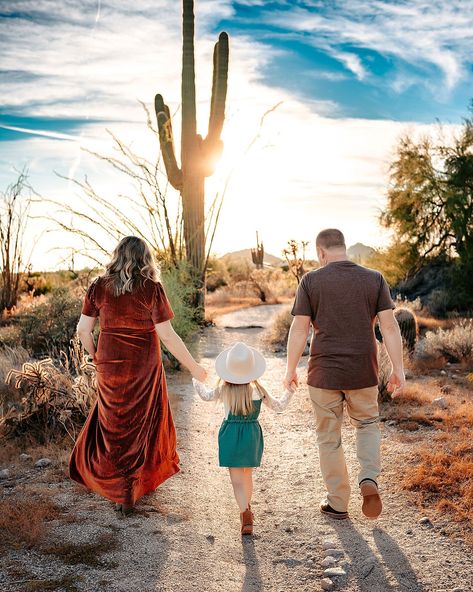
[69,277,180,505]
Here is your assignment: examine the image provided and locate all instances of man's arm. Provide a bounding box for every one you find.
[284,315,311,389]
[377,309,405,396]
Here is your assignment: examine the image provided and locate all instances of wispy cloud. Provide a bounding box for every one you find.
[257,0,473,93]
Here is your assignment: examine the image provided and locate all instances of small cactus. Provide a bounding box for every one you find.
[251,231,264,269]
[394,307,418,353]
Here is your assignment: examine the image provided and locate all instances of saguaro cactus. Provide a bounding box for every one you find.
[251,232,264,269]
[155,0,229,318]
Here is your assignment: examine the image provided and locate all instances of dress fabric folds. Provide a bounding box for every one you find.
[69,277,180,505]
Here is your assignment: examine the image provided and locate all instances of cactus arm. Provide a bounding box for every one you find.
[207,32,229,146]
[154,94,183,191]
[203,32,229,168]
[182,0,197,171]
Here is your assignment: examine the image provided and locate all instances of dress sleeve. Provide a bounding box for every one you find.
[192,378,219,401]
[376,274,395,313]
[81,279,99,317]
[261,388,295,413]
[291,275,312,317]
[152,282,175,324]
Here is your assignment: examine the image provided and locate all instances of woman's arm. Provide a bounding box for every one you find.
[155,320,207,382]
[77,314,98,358]
[261,386,296,413]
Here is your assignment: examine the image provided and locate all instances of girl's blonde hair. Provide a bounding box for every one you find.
[103,236,159,296]
[216,379,269,416]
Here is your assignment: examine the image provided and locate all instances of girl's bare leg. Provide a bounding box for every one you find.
[243,468,253,507]
[229,468,250,512]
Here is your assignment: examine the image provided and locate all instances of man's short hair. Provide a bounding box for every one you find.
[316,228,346,250]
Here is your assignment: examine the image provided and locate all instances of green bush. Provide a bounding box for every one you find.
[19,288,82,358]
[160,262,198,341]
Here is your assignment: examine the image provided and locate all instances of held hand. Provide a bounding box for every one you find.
[283,369,298,391]
[387,369,405,397]
[192,364,207,383]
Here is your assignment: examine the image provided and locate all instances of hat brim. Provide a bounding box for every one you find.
[215,345,266,384]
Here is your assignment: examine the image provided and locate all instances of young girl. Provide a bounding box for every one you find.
[193,341,295,535]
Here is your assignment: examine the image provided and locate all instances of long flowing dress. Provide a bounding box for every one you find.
[69,277,180,505]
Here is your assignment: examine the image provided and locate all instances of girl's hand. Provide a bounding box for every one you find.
[191,364,207,383]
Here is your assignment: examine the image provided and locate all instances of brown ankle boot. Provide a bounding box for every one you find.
[240,507,254,535]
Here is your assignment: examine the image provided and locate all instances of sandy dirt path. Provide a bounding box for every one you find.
[1,304,472,592]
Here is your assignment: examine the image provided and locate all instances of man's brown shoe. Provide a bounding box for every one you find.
[360,479,382,519]
[240,507,254,535]
[320,502,349,520]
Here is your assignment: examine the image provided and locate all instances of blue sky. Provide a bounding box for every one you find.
[1,0,472,268]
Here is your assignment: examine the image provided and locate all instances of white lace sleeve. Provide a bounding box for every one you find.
[192,378,219,401]
[261,388,295,413]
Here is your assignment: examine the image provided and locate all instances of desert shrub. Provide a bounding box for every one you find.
[160,263,199,340]
[266,307,293,351]
[426,288,450,318]
[2,338,96,442]
[0,321,22,348]
[0,345,31,412]
[19,287,82,357]
[416,320,473,366]
[205,256,230,293]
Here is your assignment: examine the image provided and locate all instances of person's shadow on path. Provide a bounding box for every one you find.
[241,537,263,591]
[331,521,424,591]
[373,527,425,591]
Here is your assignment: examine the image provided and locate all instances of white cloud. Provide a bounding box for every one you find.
[261,0,473,92]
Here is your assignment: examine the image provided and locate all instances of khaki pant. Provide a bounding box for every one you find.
[309,385,381,513]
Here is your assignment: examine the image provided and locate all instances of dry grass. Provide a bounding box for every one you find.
[1,337,96,442]
[205,296,263,322]
[42,533,120,567]
[382,379,473,539]
[5,574,81,592]
[416,315,452,334]
[0,495,63,551]
[416,320,473,367]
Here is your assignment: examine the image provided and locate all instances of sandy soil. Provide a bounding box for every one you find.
[0,304,472,592]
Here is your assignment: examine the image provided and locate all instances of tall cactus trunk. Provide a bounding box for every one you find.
[155,0,229,323]
[181,0,205,315]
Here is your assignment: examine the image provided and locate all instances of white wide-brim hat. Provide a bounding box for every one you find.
[215,342,266,384]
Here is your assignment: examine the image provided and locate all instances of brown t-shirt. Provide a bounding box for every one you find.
[291,260,394,390]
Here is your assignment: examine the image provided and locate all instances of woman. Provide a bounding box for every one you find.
[69,236,206,514]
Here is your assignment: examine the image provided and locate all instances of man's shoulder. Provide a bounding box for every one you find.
[354,264,384,282]
[300,268,323,286]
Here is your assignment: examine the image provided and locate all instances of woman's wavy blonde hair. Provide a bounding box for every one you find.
[104,236,159,296]
[216,379,269,416]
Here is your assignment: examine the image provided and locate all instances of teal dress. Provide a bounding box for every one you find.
[218,399,263,467]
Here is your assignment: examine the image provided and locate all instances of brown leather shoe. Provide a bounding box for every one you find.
[360,479,382,519]
[240,507,254,535]
[320,502,349,520]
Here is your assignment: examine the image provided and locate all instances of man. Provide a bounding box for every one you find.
[284,228,404,520]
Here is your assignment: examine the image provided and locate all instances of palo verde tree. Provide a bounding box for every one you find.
[382,103,473,309]
[155,0,229,321]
